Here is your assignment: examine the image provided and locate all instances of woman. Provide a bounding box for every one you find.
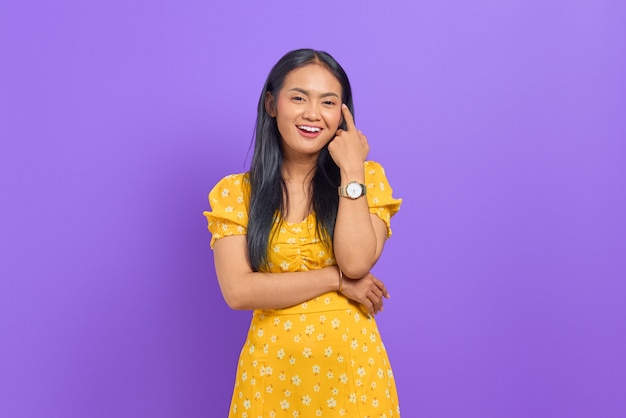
[204,49,402,417]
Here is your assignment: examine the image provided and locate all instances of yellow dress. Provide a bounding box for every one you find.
[204,161,402,418]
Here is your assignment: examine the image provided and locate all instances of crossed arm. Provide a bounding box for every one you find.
[212,211,389,315]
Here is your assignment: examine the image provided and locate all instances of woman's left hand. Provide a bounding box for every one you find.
[328,104,369,171]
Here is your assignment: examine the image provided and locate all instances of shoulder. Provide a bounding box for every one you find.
[363,160,389,182]
[209,173,250,209]
[209,173,249,203]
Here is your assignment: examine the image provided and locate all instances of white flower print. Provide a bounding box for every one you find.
[266,385,273,394]
[331,387,339,395]
[360,394,368,404]
[289,356,296,365]
[372,398,379,408]
[221,188,230,197]
[368,357,375,366]
[291,375,301,386]
[326,370,334,379]
[237,196,244,204]
[315,408,322,416]
[225,206,233,213]
[271,335,278,343]
[299,314,306,322]
[243,399,251,410]
[339,373,348,384]
[284,389,291,397]
[316,333,325,341]
[357,366,366,377]
[305,325,315,336]
[283,320,292,331]
[293,334,301,343]
[241,371,248,381]
[331,318,340,329]
[312,365,320,375]
[273,245,280,253]
[327,397,337,408]
[277,348,285,360]
[257,328,264,337]
[302,347,312,358]
[280,400,290,410]
[301,395,312,406]
[319,315,326,324]
[280,261,290,271]
[337,354,344,363]
[350,339,359,350]
[313,383,320,392]
[379,181,385,191]
[377,368,384,378]
[349,393,357,403]
[371,381,377,390]
[324,346,333,357]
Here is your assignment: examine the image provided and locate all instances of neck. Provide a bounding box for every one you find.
[282,156,317,183]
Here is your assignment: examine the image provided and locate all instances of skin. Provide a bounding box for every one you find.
[213,63,390,315]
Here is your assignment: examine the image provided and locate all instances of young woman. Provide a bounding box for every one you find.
[204,49,402,417]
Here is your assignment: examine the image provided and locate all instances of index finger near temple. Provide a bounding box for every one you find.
[341,103,356,131]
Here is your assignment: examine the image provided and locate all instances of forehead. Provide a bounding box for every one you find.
[281,64,342,95]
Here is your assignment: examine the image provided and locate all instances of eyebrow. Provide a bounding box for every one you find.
[287,87,340,99]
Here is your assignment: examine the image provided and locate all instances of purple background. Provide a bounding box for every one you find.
[1,1,625,417]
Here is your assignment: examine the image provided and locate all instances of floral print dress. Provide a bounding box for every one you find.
[204,161,402,418]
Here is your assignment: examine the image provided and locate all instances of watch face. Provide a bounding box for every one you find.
[346,182,362,198]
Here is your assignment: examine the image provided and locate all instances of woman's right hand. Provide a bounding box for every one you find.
[339,271,390,316]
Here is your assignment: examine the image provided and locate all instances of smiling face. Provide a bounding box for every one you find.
[267,64,343,162]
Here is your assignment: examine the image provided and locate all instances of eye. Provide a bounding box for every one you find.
[323,100,336,106]
[292,96,305,102]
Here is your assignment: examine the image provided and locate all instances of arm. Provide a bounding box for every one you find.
[213,234,389,315]
[329,104,388,278]
[213,234,340,310]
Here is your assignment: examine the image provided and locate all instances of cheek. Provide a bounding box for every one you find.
[325,109,343,129]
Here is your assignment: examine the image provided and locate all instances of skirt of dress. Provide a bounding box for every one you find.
[227,291,400,418]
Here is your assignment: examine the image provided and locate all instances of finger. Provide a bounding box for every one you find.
[341,103,357,131]
[370,286,383,300]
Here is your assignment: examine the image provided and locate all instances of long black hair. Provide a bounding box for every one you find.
[247,49,354,271]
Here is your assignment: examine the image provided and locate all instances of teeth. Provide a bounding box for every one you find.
[298,125,321,133]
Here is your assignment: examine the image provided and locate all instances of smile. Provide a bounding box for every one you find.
[297,125,322,133]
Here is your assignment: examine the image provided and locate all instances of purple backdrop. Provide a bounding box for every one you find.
[1,1,625,417]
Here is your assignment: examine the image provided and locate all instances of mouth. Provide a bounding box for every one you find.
[297,125,323,138]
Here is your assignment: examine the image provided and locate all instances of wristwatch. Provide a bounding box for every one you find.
[338,181,367,199]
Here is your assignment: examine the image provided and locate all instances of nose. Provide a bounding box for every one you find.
[302,101,321,120]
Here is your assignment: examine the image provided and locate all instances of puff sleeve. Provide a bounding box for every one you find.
[203,173,249,248]
[364,161,402,238]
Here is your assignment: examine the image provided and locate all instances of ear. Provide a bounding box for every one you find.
[265,92,276,117]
